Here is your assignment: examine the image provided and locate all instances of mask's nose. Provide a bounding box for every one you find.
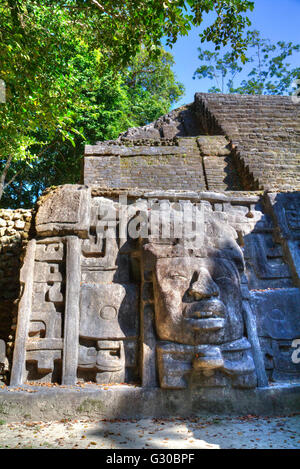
[189,268,220,300]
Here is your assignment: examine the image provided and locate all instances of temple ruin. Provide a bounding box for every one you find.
[0,93,300,419]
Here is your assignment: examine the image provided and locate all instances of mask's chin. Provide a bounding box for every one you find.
[184,317,225,332]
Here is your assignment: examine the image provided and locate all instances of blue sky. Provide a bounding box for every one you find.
[166,0,300,107]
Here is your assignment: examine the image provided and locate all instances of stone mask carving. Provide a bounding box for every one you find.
[145,212,245,345]
[144,210,256,389]
[153,256,244,346]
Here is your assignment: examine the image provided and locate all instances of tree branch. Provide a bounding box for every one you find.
[0,154,13,186]
[90,0,125,20]
[0,154,13,201]
[126,68,157,87]
[4,169,23,190]
[0,140,57,201]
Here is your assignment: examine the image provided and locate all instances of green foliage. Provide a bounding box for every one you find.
[1,47,185,208]
[193,0,254,62]
[193,30,300,95]
[0,0,254,206]
[123,47,185,125]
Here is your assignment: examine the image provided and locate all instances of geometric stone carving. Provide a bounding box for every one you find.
[265,192,300,287]
[10,239,37,386]
[10,188,300,394]
[78,340,125,384]
[35,242,64,262]
[77,196,140,385]
[78,281,139,384]
[79,284,138,339]
[244,232,293,289]
[244,233,291,279]
[21,192,141,387]
[251,288,300,382]
[33,262,63,283]
[11,237,66,385]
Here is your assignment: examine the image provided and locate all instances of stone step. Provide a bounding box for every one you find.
[197,136,231,156]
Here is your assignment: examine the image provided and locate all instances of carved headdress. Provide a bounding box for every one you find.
[142,204,244,272]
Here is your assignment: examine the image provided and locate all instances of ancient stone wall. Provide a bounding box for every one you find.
[84,138,207,191]
[84,136,243,192]
[195,93,300,191]
[84,93,300,192]
[0,209,33,383]
[8,186,300,390]
[2,92,300,404]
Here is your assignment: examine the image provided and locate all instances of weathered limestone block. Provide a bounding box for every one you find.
[14,219,25,230]
[251,288,300,382]
[265,192,300,287]
[35,242,64,262]
[36,185,91,237]
[0,339,8,382]
[33,262,63,283]
[79,283,138,339]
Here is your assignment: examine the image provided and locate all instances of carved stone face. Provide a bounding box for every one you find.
[153,256,244,345]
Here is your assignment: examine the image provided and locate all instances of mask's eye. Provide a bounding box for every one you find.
[213,260,240,284]
[214,276,239,289]
[168,273,188,281]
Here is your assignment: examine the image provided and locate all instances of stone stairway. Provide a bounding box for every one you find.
[197,136,242,191]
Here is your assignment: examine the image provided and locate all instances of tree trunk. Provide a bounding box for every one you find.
[0,154,13,203]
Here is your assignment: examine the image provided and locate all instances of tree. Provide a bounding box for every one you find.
[193,30,300,95]
[0,0,254,204]
[123,47,185,125]
[0,47,185,208]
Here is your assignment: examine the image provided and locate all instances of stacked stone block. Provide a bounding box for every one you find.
[84,135,244,192]
[84,138,208,191]
[195,93,300,191]
[83,92,300,192]
[197,136,241,191]
[0,209,32,382]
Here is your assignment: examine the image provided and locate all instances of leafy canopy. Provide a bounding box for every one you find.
[193,30,300,94]
[0,47,185,208]
[0,0,254,205]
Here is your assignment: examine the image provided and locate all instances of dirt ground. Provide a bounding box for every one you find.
[0,413,299,449]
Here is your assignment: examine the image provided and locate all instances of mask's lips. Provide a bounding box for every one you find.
[183,299,226,318]
[183,299,226,331]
